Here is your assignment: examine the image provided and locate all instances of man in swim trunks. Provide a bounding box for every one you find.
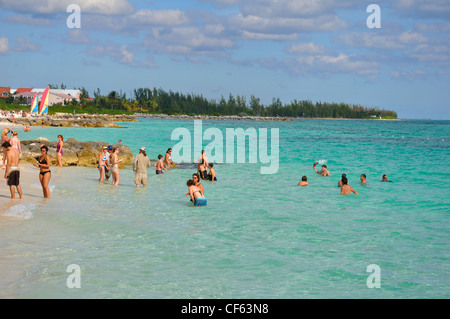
[133,146,151,187]
[154,154,167,174]
[3,141,23,199]
[298,176,309,186]
[340,177,358,195]
[314,162,330,176]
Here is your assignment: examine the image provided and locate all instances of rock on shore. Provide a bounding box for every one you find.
[10,113,137,128]
[19,138,134,168]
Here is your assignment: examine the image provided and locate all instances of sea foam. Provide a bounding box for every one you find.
[3,203,34,220]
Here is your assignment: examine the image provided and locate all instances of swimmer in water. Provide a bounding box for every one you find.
[314,162,330,176]
[198,159,208,179]
[207,163,217,182]
[340,177,358,195]
[360,174,367,185]
[337,174,346,186]
[298,176,309,186]
[381,174,392,182]
[187,179,207,206]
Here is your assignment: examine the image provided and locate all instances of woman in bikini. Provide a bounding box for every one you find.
[164,148,173,168]
[186,173,205,199]
[187,179,207,206]
[110,147,122,186]
[33,145,51,199]
[1,128,12,169]
[56,135,64,168]
[98,146,109,182]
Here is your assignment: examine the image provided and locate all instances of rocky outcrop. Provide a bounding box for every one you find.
[9,114,137,128]
[19,138,134,168]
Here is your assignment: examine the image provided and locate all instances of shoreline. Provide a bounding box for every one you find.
[0,113,400,128]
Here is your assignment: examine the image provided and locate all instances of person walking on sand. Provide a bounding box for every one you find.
[98,146,109,182]
[298,176,309,186]
[56,135,64,167]
[314,162,330,176]
[110,147,122,186]
[133,147,151,188]
[340,177,358,195]
[34,145,51,199]
[10,131,22,156]
[3,141,23,199]
[154,154,167,174]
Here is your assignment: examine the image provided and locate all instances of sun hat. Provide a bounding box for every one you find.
[140,147,146,151]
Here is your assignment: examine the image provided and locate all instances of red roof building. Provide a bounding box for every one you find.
[0,87,10,97]
[15,88,33,94]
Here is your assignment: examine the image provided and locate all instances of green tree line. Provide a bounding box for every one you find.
[2,86,397,119]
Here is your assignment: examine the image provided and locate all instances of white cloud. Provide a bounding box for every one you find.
[393,0,450,18]
[0,37,9,54]
[259,53,380,77]
[5,15,52,26]
[129,9,190,27]
[229,13,347,34]
[66,30,93,44]
[286,42,326,55]
[13,37,39,52]
[88,44,134,64]
[0,0,134,15]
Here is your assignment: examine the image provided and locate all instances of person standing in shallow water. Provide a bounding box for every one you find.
[110,147,122,186]
[3,141,23,199]
[340,177,358,195]
[56,135,64,168]
[133,147,151,188]
[314,162,330,176]
[187,179,207,206]
[34,145,51,199]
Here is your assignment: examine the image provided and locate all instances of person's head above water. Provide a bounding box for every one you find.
[302,176,307,181]
[382,174,388,181]
[361,174,366,180]
[342,177,348,185]
[341,173,346,179]
[187,179,194,187]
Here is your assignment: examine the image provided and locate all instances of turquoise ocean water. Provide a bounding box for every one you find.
[0,118,449,298]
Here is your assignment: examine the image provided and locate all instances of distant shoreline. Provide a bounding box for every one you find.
[0,113,400,128]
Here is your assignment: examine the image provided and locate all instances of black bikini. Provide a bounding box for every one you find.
[39,157,51,176]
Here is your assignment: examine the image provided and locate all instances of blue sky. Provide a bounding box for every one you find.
[0,0,449,119]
